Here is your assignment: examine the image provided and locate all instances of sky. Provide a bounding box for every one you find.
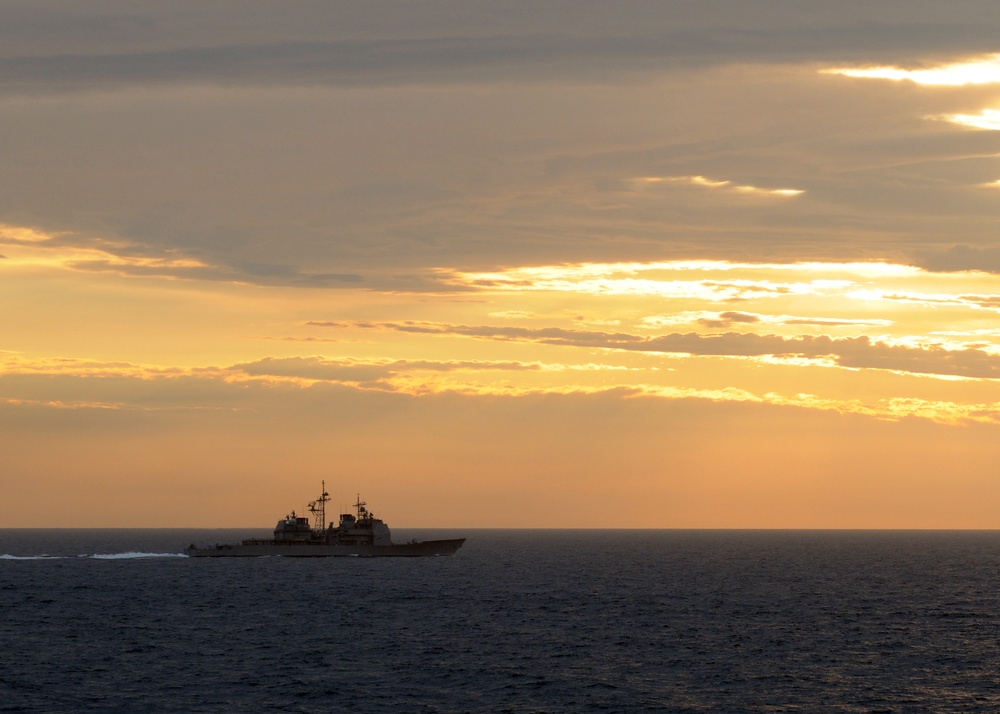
[4,1,1000,528]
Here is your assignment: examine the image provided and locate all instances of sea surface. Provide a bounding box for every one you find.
[2,529,1000,713]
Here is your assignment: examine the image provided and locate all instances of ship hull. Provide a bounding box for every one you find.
[187,538,465,558]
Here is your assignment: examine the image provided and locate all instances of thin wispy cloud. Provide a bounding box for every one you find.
[637,175,804,197]
[315,320,1000,381]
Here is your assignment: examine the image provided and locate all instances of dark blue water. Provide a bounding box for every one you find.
[3,530,1000,713]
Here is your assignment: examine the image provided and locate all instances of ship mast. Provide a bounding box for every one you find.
[355,494,368,521]
[308,481,330,531]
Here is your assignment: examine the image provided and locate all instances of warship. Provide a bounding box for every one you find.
[186,482,465,557]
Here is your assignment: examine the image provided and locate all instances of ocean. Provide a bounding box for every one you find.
[2,529,1000,712]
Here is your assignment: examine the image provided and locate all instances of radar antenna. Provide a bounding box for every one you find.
[308,481,330,532]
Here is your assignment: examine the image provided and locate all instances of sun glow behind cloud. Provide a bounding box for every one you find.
[823,55,1000,131]
[0,224,59,243]
[940,109,1000,131]
[823,53,1000,86]
[0,225,208,273]
[11,237,1000,404]
[450,260,923,302]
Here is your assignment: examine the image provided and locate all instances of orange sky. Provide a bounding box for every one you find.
[3,3,1000,527]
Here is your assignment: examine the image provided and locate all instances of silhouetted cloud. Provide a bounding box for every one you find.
[338,321,1000,380]
[696,311,761,328]
[915,245,1000,273]
[231,356,542,384]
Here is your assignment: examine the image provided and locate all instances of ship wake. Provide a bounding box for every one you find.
[1,552,189,560]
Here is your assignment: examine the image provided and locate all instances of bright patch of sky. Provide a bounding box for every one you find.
[941,109,1000,131]
[824,54,1000,85]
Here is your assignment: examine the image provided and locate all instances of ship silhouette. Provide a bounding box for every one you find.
[187,482,465,557]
